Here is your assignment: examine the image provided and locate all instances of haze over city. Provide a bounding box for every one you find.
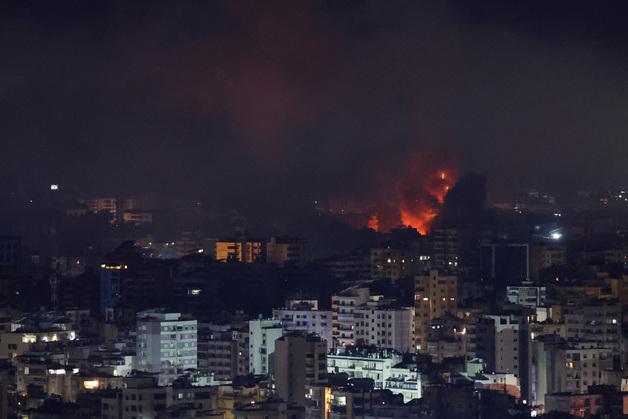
[4,0,628,208]
[2,2,628,419]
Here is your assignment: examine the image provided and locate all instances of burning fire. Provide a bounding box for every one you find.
[398,169,455,234]
[366,153,457,234]
[367,214,380,232]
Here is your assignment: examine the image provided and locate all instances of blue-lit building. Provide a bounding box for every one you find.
[99,263,126,319]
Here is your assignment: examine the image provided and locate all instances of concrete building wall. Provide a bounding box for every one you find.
[414,271,457,352]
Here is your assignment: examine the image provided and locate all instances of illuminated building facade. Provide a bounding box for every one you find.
[135,310,198,385]
[327,349,421,402]
[0,326,76,359]
[86,197,117,222]
[529,337,613,406]
[216,240,263,263]
[354,303,415,353]
[272,302,333,350]
[122,210,153,225]
[331,287,370,347]
[99,263,126,318]
[414,270,457,352]
[248,319,283,375]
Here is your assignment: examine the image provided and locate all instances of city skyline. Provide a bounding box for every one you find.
[3,2,628,419]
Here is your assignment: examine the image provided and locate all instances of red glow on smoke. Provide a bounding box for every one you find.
[398,169,455,234]
[367,214,380,231]
[366,153,457,234]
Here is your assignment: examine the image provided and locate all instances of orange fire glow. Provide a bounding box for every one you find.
[398,169,455,234]
[367,214,380,231]
[351,153,458,235]
[399,206,438,235]
[394,154,457,234]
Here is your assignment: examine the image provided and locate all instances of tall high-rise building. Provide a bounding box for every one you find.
[99,262,125,318]
[249,319,283,375]
[470,313,530,404]
[274,332,327,406]
[136,309,198,385]
[331,287,370,347]
[414,270,457,352]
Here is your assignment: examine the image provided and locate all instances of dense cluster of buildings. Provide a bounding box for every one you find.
[3,188,628,418]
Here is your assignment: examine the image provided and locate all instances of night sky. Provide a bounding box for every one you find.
[3,0,628,208]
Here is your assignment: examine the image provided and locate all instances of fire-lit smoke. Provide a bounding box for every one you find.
[367,214,380,232]
[369,152,458,234]
[397,169,455,234]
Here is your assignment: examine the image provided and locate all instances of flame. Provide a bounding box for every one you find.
[367,214,380,231]
[399,206,437,235]
[353,153,458,234]
[394,154,457,234]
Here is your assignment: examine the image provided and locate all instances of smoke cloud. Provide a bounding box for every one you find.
[2,0,628,210]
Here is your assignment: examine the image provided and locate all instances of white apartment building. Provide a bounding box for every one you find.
[249,319,283,375]
[483,315,523,376]
[136,310,197,385]
[331,287,370,347]
[327,350,421,402]
[529,337,614,406]
[354,302,415,353]
[272,302,333,349]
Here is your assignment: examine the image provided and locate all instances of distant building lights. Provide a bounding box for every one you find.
[100,264,128,270]
[83,380,100,390]
[550,232,562,240]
